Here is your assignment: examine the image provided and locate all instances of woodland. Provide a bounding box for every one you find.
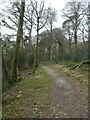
[0,0,90,118]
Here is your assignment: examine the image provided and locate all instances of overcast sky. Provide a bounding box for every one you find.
[49,0,67,27]
[0,0,68,35]
[0,0,88,35]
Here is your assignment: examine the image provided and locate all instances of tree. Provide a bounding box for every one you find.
[10,0,25,83]
[62,19,73,57]
[24,3,34,48]
[62,0,86,61]
[87,2,90,60]
[53,28,65,60]
[31,0,48,73]
[38,30,51,61]
[1,2,20,31]
[46,7,57,61]
[2,52,9,83]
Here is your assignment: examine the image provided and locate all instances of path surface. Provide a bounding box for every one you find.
[42,66,88,118]
[3,65,88,118]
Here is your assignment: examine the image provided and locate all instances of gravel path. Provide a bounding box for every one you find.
[2,65,88,118]
[43,66,88,118]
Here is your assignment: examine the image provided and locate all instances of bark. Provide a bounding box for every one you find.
[58,41,63,58]
[73,28,78,61]
[2,53,9,82]
[33,17,39,74]
[49,23,53,61]
[68,30,72,56]
[10,1,25,83]
[88,2,90,59]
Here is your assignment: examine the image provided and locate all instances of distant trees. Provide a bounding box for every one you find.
[46,7,57,61]
[62,19,73,58]
[38,27,66,63]
[53,28,65,60]
[62,0,86,61]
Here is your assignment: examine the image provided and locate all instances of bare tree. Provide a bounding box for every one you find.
[1,2,20,31]
[24,3,34,49]
[10,0,25,83]
[62,19,73,56]
[62,0,86,61]
[31,0,48,73]
[46,7,57,61]
[53,28,65,59]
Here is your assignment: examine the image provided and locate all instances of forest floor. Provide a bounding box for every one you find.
[2,63,88,118]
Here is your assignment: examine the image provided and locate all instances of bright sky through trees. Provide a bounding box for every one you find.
[0,0,89,35]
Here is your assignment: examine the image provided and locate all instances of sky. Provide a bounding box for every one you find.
[1,0,89,36]
[49,0,67,27]
[0,0,68,35]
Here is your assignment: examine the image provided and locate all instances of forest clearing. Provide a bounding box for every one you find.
[0,0,90,119]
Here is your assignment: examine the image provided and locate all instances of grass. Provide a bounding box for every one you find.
[2,67,53,118]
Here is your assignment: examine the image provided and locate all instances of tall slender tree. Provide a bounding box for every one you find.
[31,0,48,73]
[10,0,25,83]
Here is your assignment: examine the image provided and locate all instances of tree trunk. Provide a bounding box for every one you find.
[33,17,39,73]
[10,1,25,83]
[88,2,90,60]
[2,53,9,82]
[74,29,78,61]
[50,23,53,61]
[68,30,72,56]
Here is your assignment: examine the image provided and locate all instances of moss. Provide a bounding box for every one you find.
[2,67,52,118]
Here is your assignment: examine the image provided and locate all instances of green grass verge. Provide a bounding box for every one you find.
[2,67,52,118]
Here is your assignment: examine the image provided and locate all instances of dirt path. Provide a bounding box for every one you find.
[42,66,88,118]
[2,65,88,118]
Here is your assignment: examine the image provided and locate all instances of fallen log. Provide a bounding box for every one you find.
[72,60,90,70]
